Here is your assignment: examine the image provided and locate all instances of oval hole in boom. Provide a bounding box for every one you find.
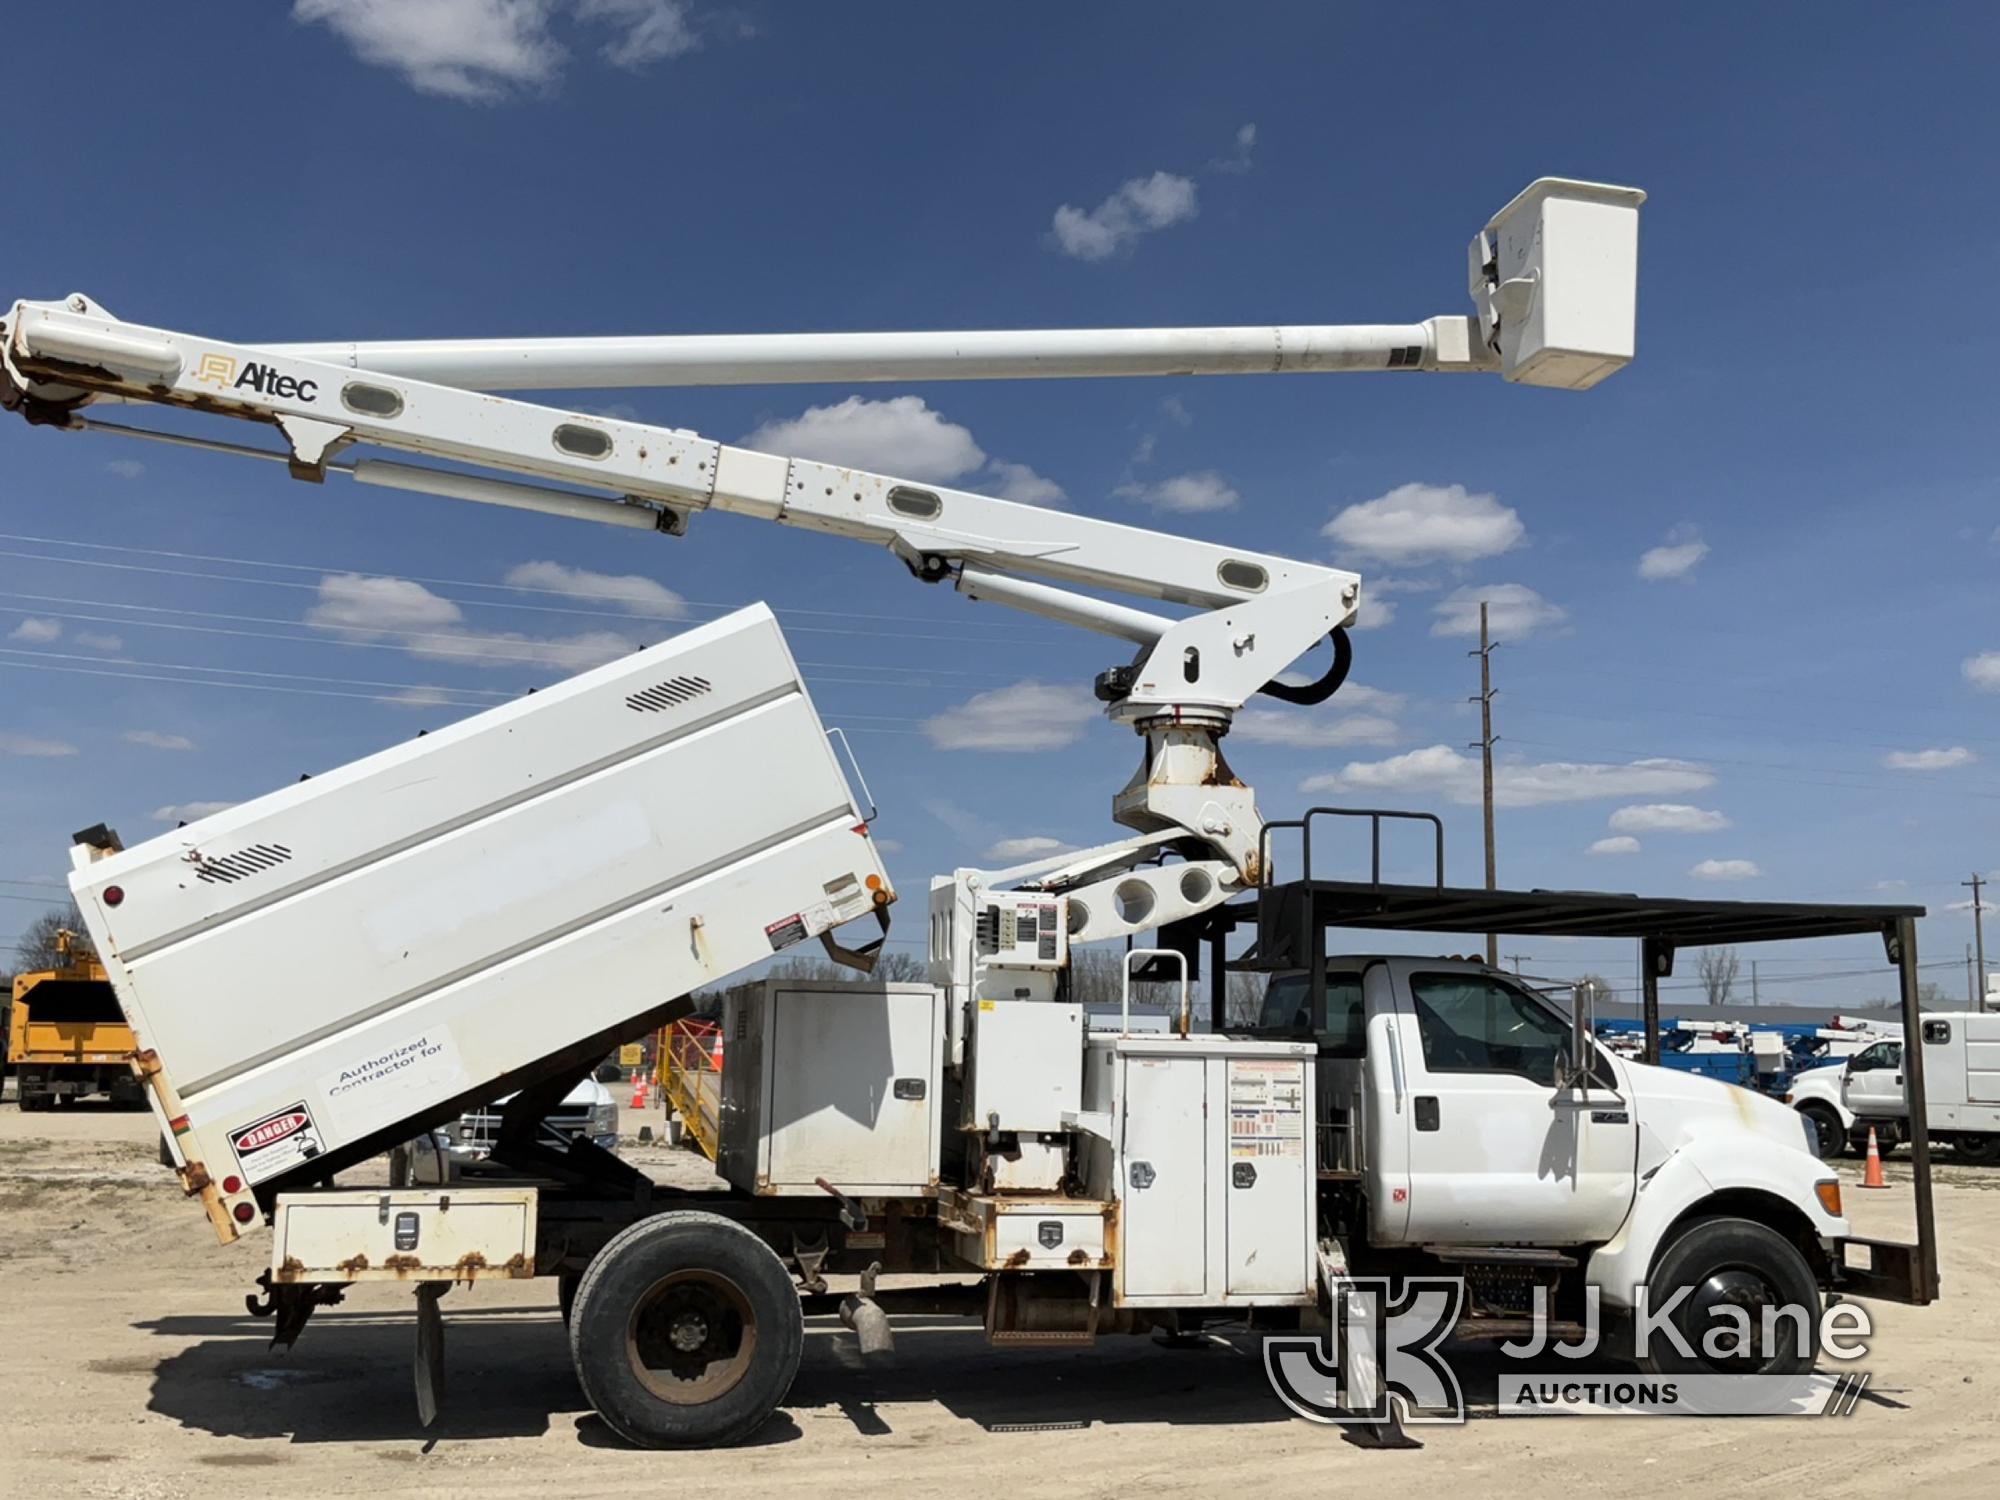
[1217,559,1268,593]
[341,382,404,419]
[553,423,613,460]
[887,486,943,520]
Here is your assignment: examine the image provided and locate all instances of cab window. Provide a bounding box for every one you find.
[1250,972,1366,1058]
[1408,972,1569,1082]
[1851,1041,1902,1070]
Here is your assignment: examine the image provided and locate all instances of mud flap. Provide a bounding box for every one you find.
[414,1283,448,1427]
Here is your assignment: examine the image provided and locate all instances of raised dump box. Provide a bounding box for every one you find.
[68,603,892,1241]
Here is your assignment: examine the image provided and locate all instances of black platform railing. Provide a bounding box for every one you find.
[1257,805,1445,891]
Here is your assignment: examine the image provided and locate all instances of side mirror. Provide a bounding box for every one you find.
[1559,984,1594,1091]
[595,1061,623,1084]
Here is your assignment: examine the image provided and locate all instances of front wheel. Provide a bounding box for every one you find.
[1636,1216,1820,1377]
[568,1211,803,1448]
[1797,1104,1845,1160]
[1953,1134,2000,1166]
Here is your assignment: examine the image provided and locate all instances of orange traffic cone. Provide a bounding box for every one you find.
[1860,1126,1888,1189]
[631,1073,649,1109]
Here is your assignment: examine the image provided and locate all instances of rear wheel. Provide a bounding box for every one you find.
[1636,1216,1820,1377]
[568,1211,802,1448]
[1797,1104,1844,1160]
[1953,1134,2000,1166]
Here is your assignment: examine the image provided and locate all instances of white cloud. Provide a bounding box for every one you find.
[1213,122,1257,173]
[924,680,1098,752]
[1229,710,1400,749]
[106,458,146,479]
[870,837,904,855]
[1302,745,1713,809]
[503,560,686,616]
[1638,524,1709,581]
[305,573,637,670]
[742,395,984,483]
[1115,470,1239,514]
[577,0,697,68]
[1430,583,1568,641]
[307,573,463,634]
[124,730,196,752]
[1609,803,1732,834]
[1963,653,2000,692]
[1882,746,1977,771]
[1051,171,1198,261]
[9,617,60,643]
[985,460,1067,508]
[152,802,237,824]
[984,835,1078,863]
[1160,396,1193,428]
[293,0,703,100]
[292,0,566,101]
[0,732,77,758]
[1590,836,1642,856]
[1322,483,1524,566]
[75,631,124,652]
[377,686,462,710]
[1352,596,1395,629]
[1690,858,1762,882]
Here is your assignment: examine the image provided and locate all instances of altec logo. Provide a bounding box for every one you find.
[192,352,318,403]
[234,1110,308,1154]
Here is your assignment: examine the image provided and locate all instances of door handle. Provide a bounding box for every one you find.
[1414,1096,1439,1132]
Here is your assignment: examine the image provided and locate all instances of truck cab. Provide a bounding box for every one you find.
[1844,1015,2000,1165]
[1244,955,1843,1365]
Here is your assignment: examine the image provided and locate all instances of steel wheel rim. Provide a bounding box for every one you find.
[1680,1265,1790,1373]
[626,1268,757,1405]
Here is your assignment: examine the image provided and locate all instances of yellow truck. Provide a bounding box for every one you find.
[8,931,142,1111]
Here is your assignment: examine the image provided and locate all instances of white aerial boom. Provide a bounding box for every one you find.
[0,177,1641,897]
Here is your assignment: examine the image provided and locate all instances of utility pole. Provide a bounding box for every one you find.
[1971,944,1980,1009]
[1976,876,1992,1016]
[1469,601,1499,967]
[1505,953,1526,976]
[1751,959,1759,1008]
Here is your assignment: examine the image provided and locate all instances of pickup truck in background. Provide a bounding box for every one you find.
[1842,1017,2000,1164]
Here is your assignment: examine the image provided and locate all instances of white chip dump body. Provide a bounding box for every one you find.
[68,604,891,1239]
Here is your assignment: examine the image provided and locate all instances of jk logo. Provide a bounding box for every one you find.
[1263,1277,1467,1426]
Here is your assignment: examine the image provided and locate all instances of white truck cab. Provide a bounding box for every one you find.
[1251,957,1843,1340]
[1843,1015,2000,1164]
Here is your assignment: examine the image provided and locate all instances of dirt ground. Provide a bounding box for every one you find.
[3,1090,1996,1500]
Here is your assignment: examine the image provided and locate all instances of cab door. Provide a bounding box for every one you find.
[1841,1040,1907,1118]
[1385,967,1637,1246]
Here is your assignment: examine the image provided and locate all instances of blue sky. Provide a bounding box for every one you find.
[2,3,1995,1007]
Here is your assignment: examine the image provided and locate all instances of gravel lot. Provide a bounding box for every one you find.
[3,1088,1996,1500]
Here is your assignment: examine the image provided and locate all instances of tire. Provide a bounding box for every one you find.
[568,1211,802,1449]
[1797,1104,1844,1160]
[1953,1134,2000,1166]
[1636,1216,1820,1377]
[559,1269,581,1326]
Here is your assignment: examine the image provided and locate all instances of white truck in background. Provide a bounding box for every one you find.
[1843,1014,2000,1165]
[5,175,1941,1447]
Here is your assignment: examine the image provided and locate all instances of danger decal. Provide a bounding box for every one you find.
[229,1100,324,1184]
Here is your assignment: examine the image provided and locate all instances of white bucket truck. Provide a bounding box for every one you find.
[9,175,1939,1447]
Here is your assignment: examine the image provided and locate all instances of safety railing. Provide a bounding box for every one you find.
[661,1017,725,1162]
[1257,805,1445,889]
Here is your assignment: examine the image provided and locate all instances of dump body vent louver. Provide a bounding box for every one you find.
[625,675,713,713]
[192,843,294,884]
